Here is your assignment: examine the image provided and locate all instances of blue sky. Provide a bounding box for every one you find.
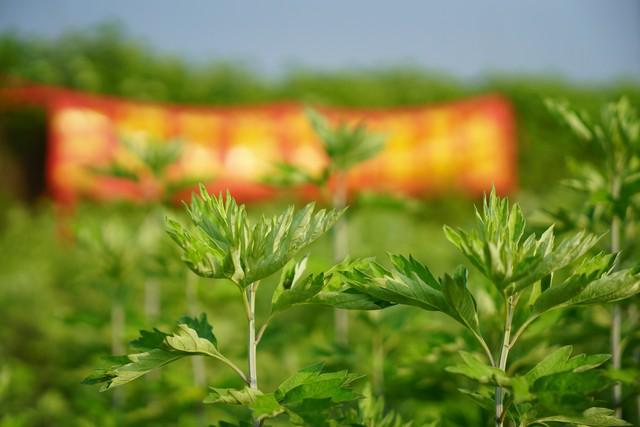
[0,0,638,83]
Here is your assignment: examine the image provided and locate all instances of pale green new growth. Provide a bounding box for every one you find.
[166,185,344,288]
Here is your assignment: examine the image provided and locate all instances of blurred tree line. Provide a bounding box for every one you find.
[0,21,639,201]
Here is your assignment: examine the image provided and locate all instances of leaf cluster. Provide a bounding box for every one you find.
[265,108,385,189]
[166,186,344,288]
[205,363,362,426]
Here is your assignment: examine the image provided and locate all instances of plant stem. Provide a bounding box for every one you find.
[496,295,515,427]
[611,175,623,418]
[246,282,259,427]
[472,330,496,367]
[332,171,349,346]
[509,315,540,349]
[144,278,160,320]
[217,354,249,385]
[111,298,125,408]
[246,283,258,389]
[370,311,384,396]
[186,273,206,388]
[186,272,206,427]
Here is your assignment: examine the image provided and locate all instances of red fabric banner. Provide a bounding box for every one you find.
[1,85,517,204]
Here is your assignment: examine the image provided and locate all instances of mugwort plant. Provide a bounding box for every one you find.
[84,187,379,426]
[343,191,640,426]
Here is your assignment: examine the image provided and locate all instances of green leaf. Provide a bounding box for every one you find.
[511,231,601,293]
[306,107,385,171]
[250,393,286,420]
[308,288,391,310]
[458,388,494,411]
[444,190,601,295]
[308,257,393,310]
[532,407,630,426]
[346,255,447,312]
[83,349,182,391]
[445,351,509,386]
[84,314,228,391]
[441,266,480,333]
[545,99,596,142]
[511,346,610,404]
[204,387,262,405]
[524,346,610,383]
[533,253,617,314]
[565,268,640,306]
[263,162,324,187]
[275,363,361,404]
[344,255,484,333]
[271,257,325,313]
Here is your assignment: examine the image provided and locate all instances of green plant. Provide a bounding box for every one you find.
[545,98,640,418]
[93,135,206,204]
[84,187,375,426]
[342,191,640,426]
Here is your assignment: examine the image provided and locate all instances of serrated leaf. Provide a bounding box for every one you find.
[565,268,640,306]
[511,231,600,293]
[511,347,610,404]
[441,266,480,333]
[525,346,609,383]
[533,253,617,314]
[167,188,343,288]
[308,288,391,310]
[271,257,325,313]
[346,255,447,312]
[445,351,509,386]
[533,407,630,426]
[204,387,262,405]
[275,363,361,404]
[250,393,285,420]
[84,314,227,390]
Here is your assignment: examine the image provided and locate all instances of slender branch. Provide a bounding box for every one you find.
[242,288,251,320]
[610,173,623,418]
[255,314,273,346]
[509,314,540,348]
[471,330,496,367]
[246,282,259,427]
[246,284,258,390]
[216,354,250,385]
[496,295,516,427]
[332,170,350,346]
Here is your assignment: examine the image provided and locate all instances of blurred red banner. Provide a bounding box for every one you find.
[2,85,516,204]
